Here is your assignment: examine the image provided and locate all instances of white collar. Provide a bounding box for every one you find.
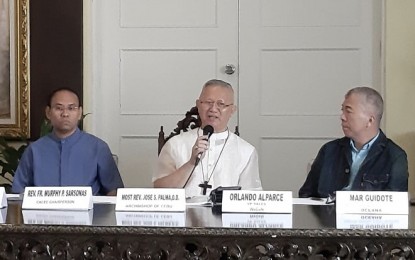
[210,129,229,140]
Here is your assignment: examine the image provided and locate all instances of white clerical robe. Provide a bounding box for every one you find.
[155,128,262,197]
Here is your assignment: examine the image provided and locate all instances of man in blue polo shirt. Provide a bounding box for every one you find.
[12,88,124,195]
[299,86,408,198]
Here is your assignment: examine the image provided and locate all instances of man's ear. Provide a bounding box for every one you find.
[78,106,83,121]
[367,115,375,127]
[45,106,51,120]
[231,104,237,115]
[195,99,201,110]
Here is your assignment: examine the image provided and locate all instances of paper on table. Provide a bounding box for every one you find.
[93,196,117,204]
[6,194,22,201]
[293,197,328,205]
[186,196,212,206]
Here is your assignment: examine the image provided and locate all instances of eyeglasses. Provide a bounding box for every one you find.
[199,100,233,110]
[51,105,79,113]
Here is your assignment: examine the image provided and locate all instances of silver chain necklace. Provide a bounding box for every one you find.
[198,128,230,195]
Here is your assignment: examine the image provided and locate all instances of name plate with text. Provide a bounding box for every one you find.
[336,191,408,215]
[222,190,292,213]
[116,212,186,227]
[22,187,93,210]
[336,214,408,229]
[222,213,292,228]
[0,187,7,208]
[115,188,186,212]
[22,209,93,225]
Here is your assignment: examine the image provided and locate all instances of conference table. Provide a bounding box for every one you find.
[1,197,415,259]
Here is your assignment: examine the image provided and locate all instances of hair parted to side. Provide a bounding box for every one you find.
[346,86,383,122]
[47,88,82,107]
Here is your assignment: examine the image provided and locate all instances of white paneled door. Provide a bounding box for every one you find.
[90,0,239,188]
[90,1,381,193]
[238,0,382,193]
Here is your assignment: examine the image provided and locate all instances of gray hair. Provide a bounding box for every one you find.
[346,86,383,122]
[203,79,233,93]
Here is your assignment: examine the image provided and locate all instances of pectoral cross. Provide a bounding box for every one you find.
[199,181,212,195]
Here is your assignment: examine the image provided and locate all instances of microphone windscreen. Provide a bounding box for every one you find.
[203,125,214,139]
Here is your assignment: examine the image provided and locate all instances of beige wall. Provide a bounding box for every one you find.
[385,0,415,195]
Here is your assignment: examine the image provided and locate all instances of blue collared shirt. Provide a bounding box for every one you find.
[343,132,380,190]
[12,128,124,195]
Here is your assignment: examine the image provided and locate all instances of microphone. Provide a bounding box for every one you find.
[183,125,215,189]
[195,125,214,165]
[203,125,214,139]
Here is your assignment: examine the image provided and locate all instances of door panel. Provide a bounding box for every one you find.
[239,0,381,192]
[90,0,381,193]
[91,0,238,188]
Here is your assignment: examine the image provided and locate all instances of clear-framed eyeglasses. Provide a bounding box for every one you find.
[199,100,233,110]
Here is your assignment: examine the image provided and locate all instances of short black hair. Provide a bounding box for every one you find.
[47,88,82,107]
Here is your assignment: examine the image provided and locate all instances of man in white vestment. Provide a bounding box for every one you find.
[154,79,262,197]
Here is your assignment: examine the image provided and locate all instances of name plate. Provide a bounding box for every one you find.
[115,188,186,212]
[336,191,408,215]
[221,190,292,213]
[0,187,7,208]
[22,209,93,225]
[222,213,292,228]
[336,214,408,229]
[116,212,186,227]
[22,187,93,210]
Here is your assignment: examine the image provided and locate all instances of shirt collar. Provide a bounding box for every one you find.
[50,127,81,143]
[350,131,380,152]
[199,127,229,140]
[210,129,229,140]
